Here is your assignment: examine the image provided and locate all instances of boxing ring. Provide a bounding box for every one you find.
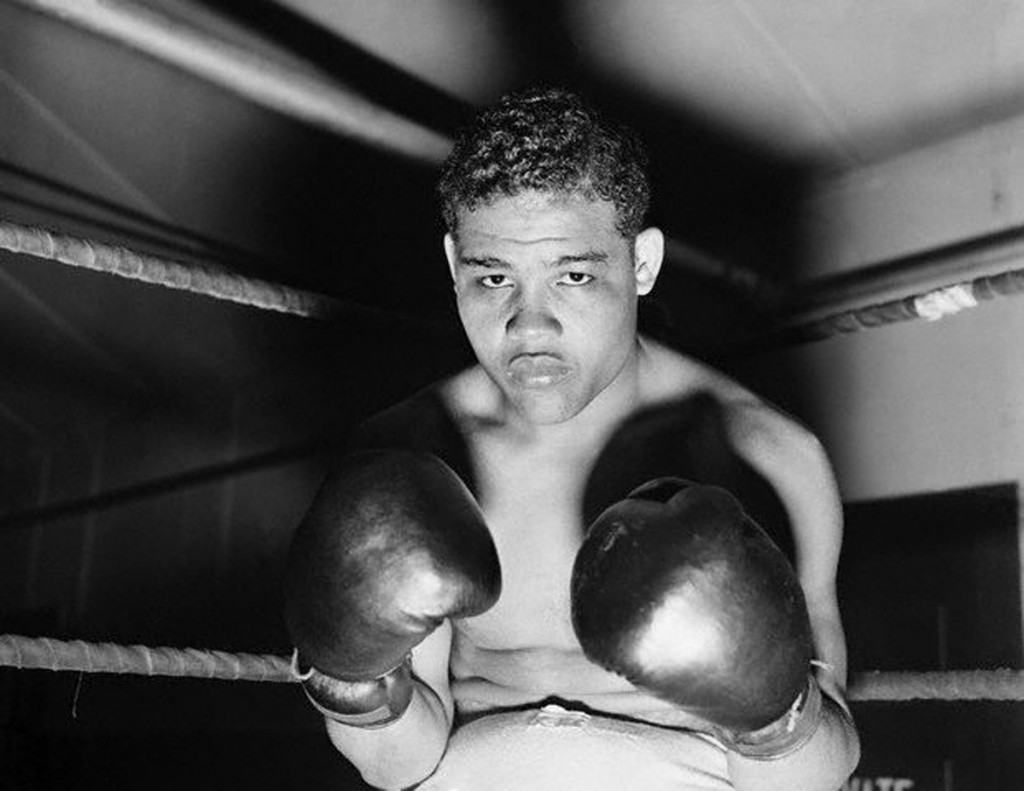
[2,217,1024,707]
[2,0,1023,746]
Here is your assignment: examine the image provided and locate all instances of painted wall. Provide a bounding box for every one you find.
[772,112,1024,791]
[781,113,1024,502]
[759,296,1024,503]
[803,113,1024,281]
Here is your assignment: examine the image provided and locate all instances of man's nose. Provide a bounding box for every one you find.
[506,284,561,337]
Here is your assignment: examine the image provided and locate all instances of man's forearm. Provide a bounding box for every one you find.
[325,679,452,791]
[805,592,849,689]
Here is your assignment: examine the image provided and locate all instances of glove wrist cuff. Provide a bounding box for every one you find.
[291,651,414,729]
[725,673,823,759]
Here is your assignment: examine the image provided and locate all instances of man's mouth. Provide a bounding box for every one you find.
[506,353,572,388]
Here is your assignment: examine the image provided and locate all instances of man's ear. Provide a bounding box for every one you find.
[634,227,664,296]
[444,233,458,283]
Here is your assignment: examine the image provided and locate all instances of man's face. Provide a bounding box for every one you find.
[445,191,662,425]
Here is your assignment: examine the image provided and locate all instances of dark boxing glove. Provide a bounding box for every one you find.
[571,478,819,758]
[284,450,501,727]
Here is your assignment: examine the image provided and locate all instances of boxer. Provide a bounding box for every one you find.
[284,87,859,790]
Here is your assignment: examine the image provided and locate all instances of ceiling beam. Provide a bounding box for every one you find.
[11,0,453,164]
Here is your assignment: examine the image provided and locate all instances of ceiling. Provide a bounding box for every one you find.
[276,0,1024,165]
[2,0,1022,454]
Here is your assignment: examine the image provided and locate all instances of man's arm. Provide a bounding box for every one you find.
[324,621,455,790]
[724,400,849,688]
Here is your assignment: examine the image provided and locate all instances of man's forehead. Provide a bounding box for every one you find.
[452,191,624,249]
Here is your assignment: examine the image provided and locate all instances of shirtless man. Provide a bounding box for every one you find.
[283,87,860,790]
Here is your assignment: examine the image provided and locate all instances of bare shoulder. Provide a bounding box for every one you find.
[440,364,504,423]
[639,336,759,407]
[344,369,488,483]
[348,385,445,447]
[638,337,818,450]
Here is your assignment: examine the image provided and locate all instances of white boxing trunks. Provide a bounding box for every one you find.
[417,704,733,790]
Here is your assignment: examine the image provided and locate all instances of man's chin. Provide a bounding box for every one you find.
[508,389,583,426]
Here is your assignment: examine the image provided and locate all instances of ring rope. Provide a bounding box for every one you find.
[3,634,1023,701]
[0,157,288,274]
[6,218,1024,348]
[785,266,1024,343]
[1,633,291,683]
[849,669,1024,702]
[1,219,340,320]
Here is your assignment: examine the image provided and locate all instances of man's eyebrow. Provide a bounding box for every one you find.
[458,255,510,268]
[553,251,609,266]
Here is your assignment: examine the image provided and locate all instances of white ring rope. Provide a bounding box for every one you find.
[1,633,291,683]
[3,634,1023,701]
[0,219,341,319]
[788,266,1024,343]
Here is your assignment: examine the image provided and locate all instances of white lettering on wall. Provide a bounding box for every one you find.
[843,778,914,791]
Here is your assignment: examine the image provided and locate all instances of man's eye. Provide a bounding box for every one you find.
[480,274,511,288]
[557,272,594,285]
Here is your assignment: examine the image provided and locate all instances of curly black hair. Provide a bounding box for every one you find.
[438,87,651,238]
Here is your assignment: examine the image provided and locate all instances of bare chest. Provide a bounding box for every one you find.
[459,442,592,651]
